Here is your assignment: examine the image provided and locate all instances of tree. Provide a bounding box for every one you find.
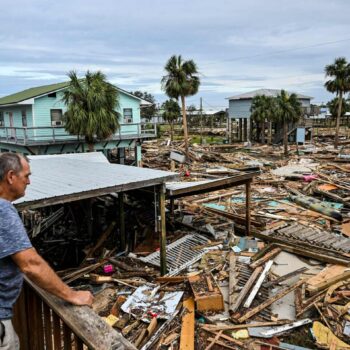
[161,55,200,159]
[324,57,350,149]
[327,97,349,119]
[132,91,157,121]
[276,90,302,157]
[250,95,276,144]
[63,71,120,151]
[162,99,181,141]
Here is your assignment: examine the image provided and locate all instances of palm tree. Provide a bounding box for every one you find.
[250,95,276,143]
[161,55,200,159]
[250,95,276,144]
[276,90,302,157]
[162,99,181,141]
[325,57,350,149]
[327,97,349,119]
[62,71,120,151]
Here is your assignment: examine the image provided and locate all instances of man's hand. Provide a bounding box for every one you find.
[12,248,94,307]
[68,290,94,307]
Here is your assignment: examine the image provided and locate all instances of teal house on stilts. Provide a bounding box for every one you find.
[0,81,156,165]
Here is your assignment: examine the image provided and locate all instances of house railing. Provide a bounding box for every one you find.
[0,122,157,145]
[13,278,136,350]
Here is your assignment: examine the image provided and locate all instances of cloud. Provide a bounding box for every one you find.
[0,0,349,107]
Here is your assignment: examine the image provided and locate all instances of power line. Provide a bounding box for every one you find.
[201,37,350,65]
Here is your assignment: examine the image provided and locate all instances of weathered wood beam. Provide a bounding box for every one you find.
[180,298,195,350]
[159,184,167,275]
[245,180,252,236]
[228,252,237,313]
[119,193,126,251]
[23,278,136,350]
[250,248,281,269]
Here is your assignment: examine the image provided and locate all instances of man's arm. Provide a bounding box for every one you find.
[12,247,93,306]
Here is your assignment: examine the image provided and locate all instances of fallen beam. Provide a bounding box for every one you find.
[180,298,195,350]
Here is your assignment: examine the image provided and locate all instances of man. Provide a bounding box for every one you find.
[0,153,93,349]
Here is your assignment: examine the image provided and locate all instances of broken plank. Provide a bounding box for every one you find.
[264,267,307,288]
[244,260,273,308]
[206,274,214,292]
[156,276,187,283]
[237,279,305,323]
[230,266,263,314]
[180,298,195,350]
[228,252,237,312]
[206,338,237,350]
[204,329,245,348]
[82,222,116,263]
[205,331,223,350]
[200,321,290,332]
[273,243,350,266]
[122,320,140,337]
[250,248,281,269]
[140,310,179,350]
[306,265,350,295]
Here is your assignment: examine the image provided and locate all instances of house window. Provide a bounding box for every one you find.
[51,109,63,126]
[0,111,4,126]
[22,110,27,127]
[123,108,133,123]
[48,92,57,98]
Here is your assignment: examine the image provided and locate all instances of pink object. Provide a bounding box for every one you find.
[103,264,114,274]
[303,175,318,182]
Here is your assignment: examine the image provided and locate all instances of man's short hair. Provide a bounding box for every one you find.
[0,153,27,182]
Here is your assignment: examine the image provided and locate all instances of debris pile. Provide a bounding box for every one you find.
[33,138,350,349]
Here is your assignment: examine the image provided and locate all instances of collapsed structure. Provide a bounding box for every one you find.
[12,134,350,349]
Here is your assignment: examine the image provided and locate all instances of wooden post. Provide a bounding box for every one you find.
[134,143,142,167]
[119,192,126,251]
[239,118,243,141]
[86,199,93,239]
[118,147,125,165]
[243,119,247,141]
[158,184,167,275]
[245,180,251,236]
[170,198,175,217]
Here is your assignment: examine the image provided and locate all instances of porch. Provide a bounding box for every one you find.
[0,122,157,146]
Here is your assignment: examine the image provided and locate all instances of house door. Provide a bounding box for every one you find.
[9,112,15,138]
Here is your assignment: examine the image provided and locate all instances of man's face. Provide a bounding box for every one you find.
[9,158,31,200]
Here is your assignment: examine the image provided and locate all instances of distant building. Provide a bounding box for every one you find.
[227,89,313,119]
[226,89,313,142]
[0,82,156,163]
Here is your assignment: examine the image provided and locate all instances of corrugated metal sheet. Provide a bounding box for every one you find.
[15,153,177,207]
[166,179,217,192]
[27,152,109,163]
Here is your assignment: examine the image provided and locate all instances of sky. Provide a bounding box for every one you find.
[1,0,350,110]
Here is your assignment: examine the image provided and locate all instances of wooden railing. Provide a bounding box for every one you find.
[0,123,157,145]
[13,278,136,350]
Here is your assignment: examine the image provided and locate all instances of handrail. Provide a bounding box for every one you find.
[13,278,136,350]
[0,122,157,145]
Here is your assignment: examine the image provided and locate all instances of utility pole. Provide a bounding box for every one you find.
[200,97,203,144]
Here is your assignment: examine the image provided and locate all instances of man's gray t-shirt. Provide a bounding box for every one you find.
[0,198,32,319]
